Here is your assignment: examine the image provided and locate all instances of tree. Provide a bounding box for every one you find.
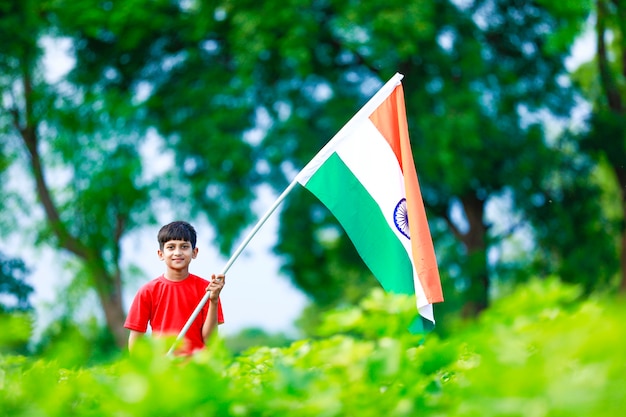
[1,0,268,348]
[52,0,262,254]
[1,0,154,347]
[0,0,607,347]
[51,0,596,318]
[573,0,626,290]
[215,0,592,315]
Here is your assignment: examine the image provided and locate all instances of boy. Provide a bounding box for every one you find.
[124,221,225,355]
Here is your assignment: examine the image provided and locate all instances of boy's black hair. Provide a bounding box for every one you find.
[158,221,197,249]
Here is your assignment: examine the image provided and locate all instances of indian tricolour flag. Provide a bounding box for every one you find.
[295,73,443,330]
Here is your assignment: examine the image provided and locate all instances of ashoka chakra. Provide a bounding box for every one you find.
[393,198,410,239]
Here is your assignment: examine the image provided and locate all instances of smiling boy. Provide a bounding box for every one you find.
[124,221,225,356]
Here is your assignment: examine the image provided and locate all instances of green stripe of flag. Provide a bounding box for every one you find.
[305,153,414,295]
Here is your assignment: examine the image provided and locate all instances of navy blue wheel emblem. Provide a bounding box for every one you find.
[393,198,410,239]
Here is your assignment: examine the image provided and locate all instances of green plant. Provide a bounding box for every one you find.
[1,279,624,416]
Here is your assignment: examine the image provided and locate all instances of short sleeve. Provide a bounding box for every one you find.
[124,285,152,332]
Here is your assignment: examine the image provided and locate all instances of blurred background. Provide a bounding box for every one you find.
[1,0,625,361]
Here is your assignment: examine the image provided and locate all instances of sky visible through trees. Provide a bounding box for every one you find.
[11,24,598,339]
[3,0,621,349]
[7,38,305,338]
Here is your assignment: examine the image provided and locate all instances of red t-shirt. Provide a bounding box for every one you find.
[124,274,224,355]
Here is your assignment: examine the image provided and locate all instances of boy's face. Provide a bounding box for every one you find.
[158,239,198,271]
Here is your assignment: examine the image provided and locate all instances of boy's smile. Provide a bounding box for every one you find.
[158,239,198,275]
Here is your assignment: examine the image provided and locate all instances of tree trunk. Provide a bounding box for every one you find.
[460,193,489,316]
[597,0,626,291]
[94,267,128,347]
[616,166,626,292]
[15,70,128,348]
[441,192,489,317]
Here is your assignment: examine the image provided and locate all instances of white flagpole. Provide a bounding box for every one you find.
[167,180,300,356]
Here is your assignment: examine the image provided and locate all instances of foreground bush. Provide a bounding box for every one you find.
[1,278,624,416]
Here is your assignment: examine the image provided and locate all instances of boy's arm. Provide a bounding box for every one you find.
[128,330,145,353]
[202,274,225,341]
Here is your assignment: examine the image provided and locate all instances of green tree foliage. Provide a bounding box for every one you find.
[0,0,155,347]
[572,0,626,290]
[0,252,33,313]
[0,0,620,350]
[223,327,293,355]
[214,0,597,316]
[51,0,262,254]
[61,0,597,319]
[0,252,34,354]
[0,279,624,416]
